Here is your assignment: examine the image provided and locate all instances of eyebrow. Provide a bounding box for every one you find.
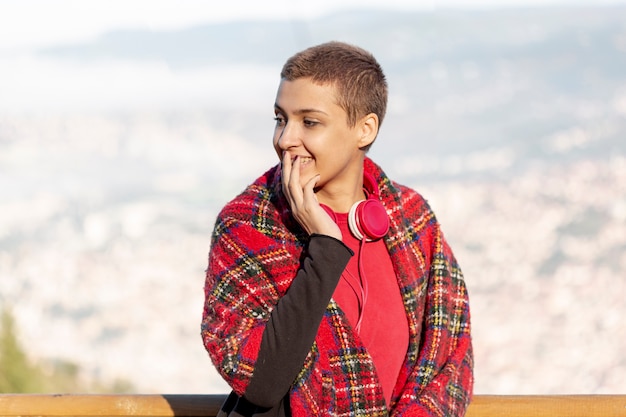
[274,103,329,116]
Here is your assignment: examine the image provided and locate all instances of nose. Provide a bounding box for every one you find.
[274,120,300,151]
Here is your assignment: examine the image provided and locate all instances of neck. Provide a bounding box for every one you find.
[317,175,366,214]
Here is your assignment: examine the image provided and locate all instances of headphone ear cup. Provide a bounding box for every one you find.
[348,199,389,241]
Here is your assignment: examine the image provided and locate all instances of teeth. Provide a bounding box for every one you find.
[295,156,312,163]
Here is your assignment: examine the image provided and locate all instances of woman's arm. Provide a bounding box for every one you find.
[202,225,352,408]
[245,234,352,407]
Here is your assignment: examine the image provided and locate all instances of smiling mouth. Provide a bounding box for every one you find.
[294,156,313,165]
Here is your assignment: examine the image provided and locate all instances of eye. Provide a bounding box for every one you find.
[303,119,319,127]
[274,115,286,127]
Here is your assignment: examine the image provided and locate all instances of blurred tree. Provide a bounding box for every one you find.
[0,307,134,393]
[0,308,44,392]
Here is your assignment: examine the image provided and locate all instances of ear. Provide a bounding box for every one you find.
[357,113,379,149]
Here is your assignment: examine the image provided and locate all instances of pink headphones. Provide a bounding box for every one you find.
[322,172,390,241]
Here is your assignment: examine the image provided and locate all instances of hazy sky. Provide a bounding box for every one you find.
[1,0,626,50]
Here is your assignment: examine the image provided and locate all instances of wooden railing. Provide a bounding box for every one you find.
[0,394,625,416]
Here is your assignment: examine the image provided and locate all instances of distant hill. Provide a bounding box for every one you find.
[41,6,626,72]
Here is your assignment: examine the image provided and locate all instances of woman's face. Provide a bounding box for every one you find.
[273,77,374,205]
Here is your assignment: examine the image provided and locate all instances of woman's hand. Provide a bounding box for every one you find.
[281,151,342,240]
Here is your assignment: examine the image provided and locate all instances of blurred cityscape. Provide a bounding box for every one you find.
[0,5,625,394]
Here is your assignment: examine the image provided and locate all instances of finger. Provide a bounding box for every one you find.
[300,174,342,239]
[281,151,292,199]
[302,174,320,205]
[281,150,292,183]
[288,155,302,201]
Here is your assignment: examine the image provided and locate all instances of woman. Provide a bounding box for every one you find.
[201,41,473,416]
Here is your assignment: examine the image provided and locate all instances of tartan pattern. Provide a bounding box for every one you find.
[202,158,473,416]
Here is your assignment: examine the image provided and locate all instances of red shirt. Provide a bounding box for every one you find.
[331,211,410,407]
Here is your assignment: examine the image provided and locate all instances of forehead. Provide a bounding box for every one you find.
[274,78,342,114]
